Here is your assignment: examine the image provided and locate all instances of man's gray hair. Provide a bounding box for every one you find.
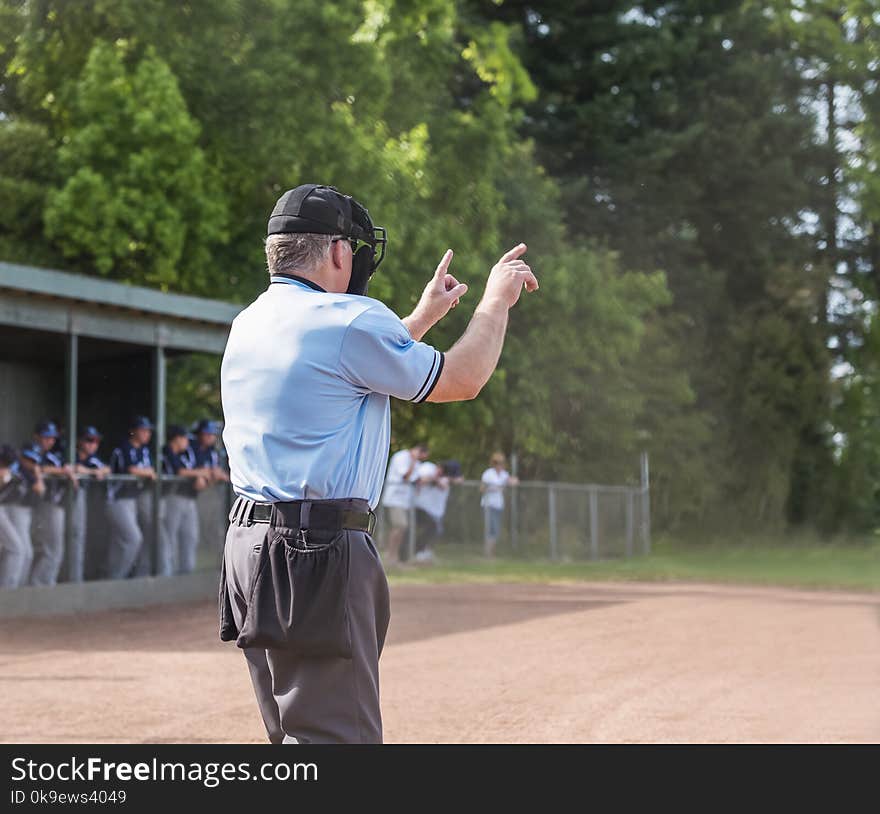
[265,232,335,276]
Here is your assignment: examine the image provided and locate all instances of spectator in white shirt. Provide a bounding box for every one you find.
[381,443,429,566]
[480,452,518,557]
[413,459,463,563]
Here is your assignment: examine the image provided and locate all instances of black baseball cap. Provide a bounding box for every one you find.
[79,425,103,441]
[130,416,154,431]
[167,424,188,441]
[267,184,386,266]
[35,421,60,438]
[196,419,220,435]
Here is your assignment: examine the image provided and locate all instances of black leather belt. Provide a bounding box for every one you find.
[229,496,377,536]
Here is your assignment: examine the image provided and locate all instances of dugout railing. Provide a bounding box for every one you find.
[0,473,233,588]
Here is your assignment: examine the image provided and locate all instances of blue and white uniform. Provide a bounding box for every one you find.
[106,440,155,579]
[0,460,33,588]
[221,276,444,508]
[25,442,68,586]
[193,444,219,474]
[161,444,199,575]
[108,442,152,501]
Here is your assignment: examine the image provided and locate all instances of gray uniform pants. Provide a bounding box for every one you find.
[163,494,199,575]
[30,501,65,586]
[223,515,390,744]
[0,504,29,588]
[5,505,33,585]
[106,491,158,579]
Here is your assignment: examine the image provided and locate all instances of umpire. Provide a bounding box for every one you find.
[219,183,537,744]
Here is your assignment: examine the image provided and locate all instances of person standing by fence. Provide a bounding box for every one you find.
[70,426,110,583]
[106,416,158,579]
[480,452,518,558]
[413,459,462,563]
[381,443,429,566]
[193,420,229,488]
[23,421,77,585]
[162,424,206,576]
[0,445,31,588]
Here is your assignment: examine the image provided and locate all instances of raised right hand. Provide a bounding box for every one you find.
[483,243,538,309]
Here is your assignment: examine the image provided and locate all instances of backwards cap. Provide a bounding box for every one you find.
[267,184,375,244]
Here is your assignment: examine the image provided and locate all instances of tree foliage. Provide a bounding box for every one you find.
[1,0,878,535]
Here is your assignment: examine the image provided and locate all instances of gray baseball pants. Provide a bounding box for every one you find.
[163,494,199,575]
[222,511,390,744]
[30,501,65,586]
[5,504,33,585]
[106,491,158,579]
[0,504,29,588]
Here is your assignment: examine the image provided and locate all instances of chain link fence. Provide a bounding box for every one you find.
[377,476,651,562]
[1,461,651,589]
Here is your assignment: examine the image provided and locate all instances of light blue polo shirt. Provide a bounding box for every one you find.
[220,275,444,508]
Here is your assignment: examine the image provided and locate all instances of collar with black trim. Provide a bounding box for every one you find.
[269,274,326,293]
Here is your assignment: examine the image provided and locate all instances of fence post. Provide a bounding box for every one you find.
[589,487,599,560]
[64,333,78,578]
[152,345,166,577]
[625,489,634,558]
[510,451,519,551]
[548,484,558,560]
[407,494,416,562]
[640,452,651,555]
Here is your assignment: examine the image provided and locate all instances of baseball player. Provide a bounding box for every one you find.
[0,444,31,588]
[161,424,207,576]
[70,426,110,583]
[22,421,77,586]
[219,183,537,744]
[1,445,42,586]
[193,419,229,484]
[106,416,158,579]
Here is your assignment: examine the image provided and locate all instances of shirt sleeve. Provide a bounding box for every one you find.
[21,447,41,464]
[339,304,444,403]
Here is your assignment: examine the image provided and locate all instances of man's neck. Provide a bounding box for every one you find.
[272,262,343,294]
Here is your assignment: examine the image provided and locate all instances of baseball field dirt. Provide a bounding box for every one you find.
[1,581,878,743]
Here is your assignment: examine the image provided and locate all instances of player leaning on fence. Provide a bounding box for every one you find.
[219,183,538,744]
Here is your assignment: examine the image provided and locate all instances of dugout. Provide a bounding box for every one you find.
[0,261,241,607]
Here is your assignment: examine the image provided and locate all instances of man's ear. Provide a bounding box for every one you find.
[330,238,346,271]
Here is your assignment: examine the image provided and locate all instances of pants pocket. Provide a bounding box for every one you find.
[218,550,240,642]
[236,529,352,659]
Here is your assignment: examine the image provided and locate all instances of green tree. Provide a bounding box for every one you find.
[42,41,226,291]
[465,0,844,532]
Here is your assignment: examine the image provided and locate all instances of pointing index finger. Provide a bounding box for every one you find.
[500,243,527,263]
[434,249,454,278]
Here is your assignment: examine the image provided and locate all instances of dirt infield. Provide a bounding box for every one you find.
[1,580,878,743]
